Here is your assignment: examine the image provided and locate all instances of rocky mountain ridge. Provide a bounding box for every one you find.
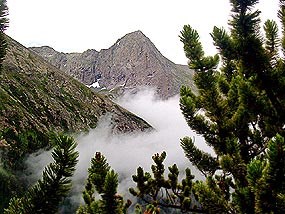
[30,30,195,99]
[0,35,152,137]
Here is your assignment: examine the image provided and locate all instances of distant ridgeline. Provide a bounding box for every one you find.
[30,30,196,99]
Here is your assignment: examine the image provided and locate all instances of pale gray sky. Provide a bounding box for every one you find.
[6,0,279,64]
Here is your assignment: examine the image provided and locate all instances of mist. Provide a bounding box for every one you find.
[24,89,213,209]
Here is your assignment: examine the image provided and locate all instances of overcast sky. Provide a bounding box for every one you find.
[6,0,279,64]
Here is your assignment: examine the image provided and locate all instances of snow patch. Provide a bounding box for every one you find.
[87,80,100,88]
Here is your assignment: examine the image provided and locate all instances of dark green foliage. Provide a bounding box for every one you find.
[0,128,50,169]
[278,0,285,54]
[181,137,219,176]
[89,152,111,194]
[134,204,161,214]
[101,170,121,214]
[0,129,51,211]
[246,134,285,213]
[130,152,204,213]
[0,165,21,213]
[77,152,131,214]
[179,0,285,212]
[264,19,279,64]
[4,134,79,214]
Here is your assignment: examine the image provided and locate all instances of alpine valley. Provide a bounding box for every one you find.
[0,30,195,212]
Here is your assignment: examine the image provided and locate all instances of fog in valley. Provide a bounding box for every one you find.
[24,89,213,209]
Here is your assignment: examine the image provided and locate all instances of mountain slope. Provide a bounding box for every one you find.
[0,35,152,136]
[30,31,195,99]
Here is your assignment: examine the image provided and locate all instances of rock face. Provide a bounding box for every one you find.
[30,46,99,84]
[30,31,195,99]
[0,35,152,136]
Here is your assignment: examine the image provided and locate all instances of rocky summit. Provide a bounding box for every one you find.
[30,30,195,99]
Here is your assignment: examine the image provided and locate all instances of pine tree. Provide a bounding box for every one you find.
[0,0,8,68]
[77,152,131,214]
[130,152,203,213]
[179,0,285,213]
[4,134,79,214]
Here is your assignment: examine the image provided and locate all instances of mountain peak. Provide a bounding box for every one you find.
[30,31,195,99]
[118,30,150,44]
[128,30,145,36]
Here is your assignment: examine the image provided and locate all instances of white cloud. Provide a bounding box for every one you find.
[24,89,213,210]
[72,89,211,201]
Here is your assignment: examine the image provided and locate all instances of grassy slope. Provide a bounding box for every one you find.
[0,35,151,135]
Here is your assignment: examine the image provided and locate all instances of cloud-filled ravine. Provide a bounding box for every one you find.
[24,89,213,210]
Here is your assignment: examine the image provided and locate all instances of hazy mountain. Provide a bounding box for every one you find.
[0,35,152,136]
[30,30,195,99]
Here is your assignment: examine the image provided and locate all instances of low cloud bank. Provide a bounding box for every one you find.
[24,89,213,209]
